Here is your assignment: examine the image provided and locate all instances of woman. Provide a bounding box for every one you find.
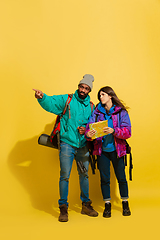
[85,86,131,218]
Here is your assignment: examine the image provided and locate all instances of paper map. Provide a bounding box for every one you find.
[89,120,108,139]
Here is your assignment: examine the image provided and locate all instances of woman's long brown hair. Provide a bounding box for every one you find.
[97,86,129,111]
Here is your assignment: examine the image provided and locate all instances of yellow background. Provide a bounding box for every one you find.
[0,0,160,239]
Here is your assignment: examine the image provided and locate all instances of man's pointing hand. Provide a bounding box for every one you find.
[33,89,44,99]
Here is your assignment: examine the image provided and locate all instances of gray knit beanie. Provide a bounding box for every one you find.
[79,74,94,91]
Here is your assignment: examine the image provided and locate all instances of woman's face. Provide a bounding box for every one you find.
[99,91,112,105]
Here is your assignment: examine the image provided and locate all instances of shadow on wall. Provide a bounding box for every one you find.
[8,122,121,217]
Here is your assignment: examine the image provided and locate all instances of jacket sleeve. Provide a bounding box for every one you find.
[37,93,68,115]
[85,110,97,141]
[113,110,131,140]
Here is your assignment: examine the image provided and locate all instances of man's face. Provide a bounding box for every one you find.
[78,84,91,99]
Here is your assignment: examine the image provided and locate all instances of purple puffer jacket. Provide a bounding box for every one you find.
[85,105,131,158]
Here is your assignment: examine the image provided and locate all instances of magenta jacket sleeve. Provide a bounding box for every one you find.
[112,110,131,140]
[85,111,97,141]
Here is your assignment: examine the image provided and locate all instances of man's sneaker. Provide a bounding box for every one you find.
[122,201,131,216]
[81,201,98,217]
[58,204,68,222]
[103,202,111,218]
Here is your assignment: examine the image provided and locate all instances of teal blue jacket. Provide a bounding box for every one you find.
[38,90,95,148]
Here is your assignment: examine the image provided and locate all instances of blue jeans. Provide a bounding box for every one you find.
[58,141,91,207]
[98,151,129,201]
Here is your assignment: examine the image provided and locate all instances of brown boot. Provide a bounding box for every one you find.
[58,204,68,222]
[81,201,98,217]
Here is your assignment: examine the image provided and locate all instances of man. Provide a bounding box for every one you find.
[33,74,98,222]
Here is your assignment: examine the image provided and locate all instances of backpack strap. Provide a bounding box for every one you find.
[129,152,133,181]
[90,101,94,113]
[95,114,98,122]
[60,93,73,119]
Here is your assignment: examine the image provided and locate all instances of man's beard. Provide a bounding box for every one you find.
[78,89,88,99]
